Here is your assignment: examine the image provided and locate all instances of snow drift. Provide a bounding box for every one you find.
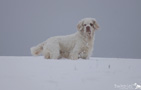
[0,56,141,90]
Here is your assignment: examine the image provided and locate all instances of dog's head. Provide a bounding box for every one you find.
[77,18,99,38]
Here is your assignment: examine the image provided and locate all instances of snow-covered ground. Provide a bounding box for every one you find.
[0,56,141,90]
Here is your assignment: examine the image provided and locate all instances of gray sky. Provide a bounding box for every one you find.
[0,0,141,58]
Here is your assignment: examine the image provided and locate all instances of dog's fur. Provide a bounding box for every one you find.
[31,18,99,60]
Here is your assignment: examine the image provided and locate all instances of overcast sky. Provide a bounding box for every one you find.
[0,0,141,58]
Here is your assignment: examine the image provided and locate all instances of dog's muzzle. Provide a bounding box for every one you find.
[86,26,91,34]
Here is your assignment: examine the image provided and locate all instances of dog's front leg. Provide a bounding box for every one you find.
[69,46,80,60]
[70,52,79,60]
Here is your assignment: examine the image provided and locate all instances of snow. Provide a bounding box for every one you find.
[0,56,141,90]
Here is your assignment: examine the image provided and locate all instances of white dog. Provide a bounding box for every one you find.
[31,18,99,60]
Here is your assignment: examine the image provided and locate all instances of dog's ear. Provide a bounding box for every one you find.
[77,19,84,31]
[92,19,100,30]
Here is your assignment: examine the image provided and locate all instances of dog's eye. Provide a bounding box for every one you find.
[90,23,93,26]
[83,24,86,26]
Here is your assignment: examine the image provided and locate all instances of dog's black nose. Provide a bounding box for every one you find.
[86,26,90,32]
[86,26,90,30]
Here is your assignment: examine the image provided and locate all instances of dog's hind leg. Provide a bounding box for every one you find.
[42,48,50,59]
[44,52,50,59]
[50,51,60,59]
[43,49,60,59]
[45,44,60,59]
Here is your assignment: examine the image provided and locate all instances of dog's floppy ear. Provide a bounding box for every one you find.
[77,19,84,31]
[92,18,100,30]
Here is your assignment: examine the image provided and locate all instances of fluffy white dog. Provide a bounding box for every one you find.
[31,18,99,60]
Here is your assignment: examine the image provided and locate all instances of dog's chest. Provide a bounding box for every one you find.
[79,42,92,59]
[81,43,89,51]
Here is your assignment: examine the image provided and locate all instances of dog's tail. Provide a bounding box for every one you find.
[30,41,46,56]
